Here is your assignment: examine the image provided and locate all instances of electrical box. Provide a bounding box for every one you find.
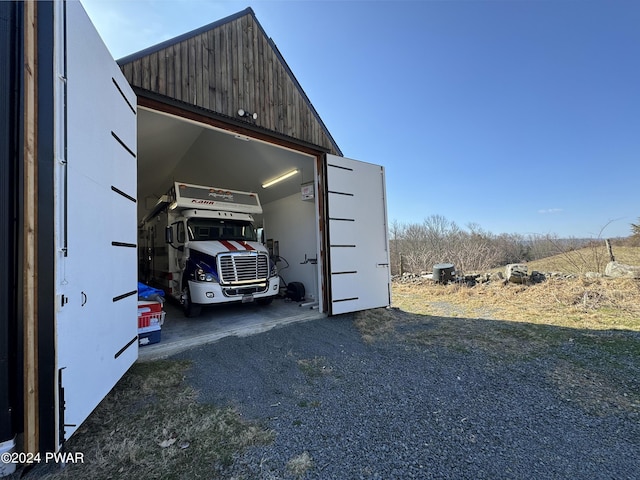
[301,182,314,201]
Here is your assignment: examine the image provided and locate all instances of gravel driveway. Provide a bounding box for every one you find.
[174,314,639,480]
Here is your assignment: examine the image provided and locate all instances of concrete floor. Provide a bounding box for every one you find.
[137,297,325,362]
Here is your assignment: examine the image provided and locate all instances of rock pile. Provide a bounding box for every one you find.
[393,261,640,286]
[604,261,640,279]
[393,266,579,286]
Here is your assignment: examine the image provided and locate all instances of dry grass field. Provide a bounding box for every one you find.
[393,276,640,331]
[390,245,640,331]
[523,244,640,276]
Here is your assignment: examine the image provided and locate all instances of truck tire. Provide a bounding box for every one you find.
[182,285,202,318]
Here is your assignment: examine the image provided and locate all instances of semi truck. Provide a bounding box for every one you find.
[139,182,280,316]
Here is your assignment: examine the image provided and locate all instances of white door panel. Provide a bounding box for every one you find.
[328,247,360,272]
[55,1,137,444]
[326,219,356,246]
[327,195,360,224]
[108,193,139,243]
[326,154,390,315]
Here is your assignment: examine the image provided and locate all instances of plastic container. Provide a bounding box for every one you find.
[138,310,165,329]
[138,301,165,328]
[433,263,455,283]
[138,300,162,314]
[138,324,161,346]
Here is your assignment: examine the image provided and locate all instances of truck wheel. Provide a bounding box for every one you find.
[256,297,273,306]
[182,285,202,318]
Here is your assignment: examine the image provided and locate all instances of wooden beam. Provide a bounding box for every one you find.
[23,0,39,455]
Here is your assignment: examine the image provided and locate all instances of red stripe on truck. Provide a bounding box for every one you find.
[219,240,238,251]
[238,241,255,251]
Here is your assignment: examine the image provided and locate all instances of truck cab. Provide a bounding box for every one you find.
[141,183,280,316]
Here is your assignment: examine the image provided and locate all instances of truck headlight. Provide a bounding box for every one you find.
[269,262,278,278]
[196,268,215,282]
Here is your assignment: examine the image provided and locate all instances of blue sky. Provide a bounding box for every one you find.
[82,0,640,238]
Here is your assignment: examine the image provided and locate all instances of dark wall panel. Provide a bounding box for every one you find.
[0,0,20,445]
[36,0,57,454]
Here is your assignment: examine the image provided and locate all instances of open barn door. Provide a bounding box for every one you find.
[325,154,390,315]
[54,1,138,446]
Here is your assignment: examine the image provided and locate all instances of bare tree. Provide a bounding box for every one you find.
[389,219,403,275]
[388,216,625,276]
[389,216,512,274]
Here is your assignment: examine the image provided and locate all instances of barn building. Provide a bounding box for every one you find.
[0,1,389,466]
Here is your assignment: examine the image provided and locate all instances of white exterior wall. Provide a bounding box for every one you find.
[262,193,319,302]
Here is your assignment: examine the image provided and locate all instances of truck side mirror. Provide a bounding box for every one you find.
[165,225,173,244]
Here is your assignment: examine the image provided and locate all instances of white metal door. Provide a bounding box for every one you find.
[326,154,390,315]
[55,1,138,444]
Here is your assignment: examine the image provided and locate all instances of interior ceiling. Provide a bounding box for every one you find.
[136,108,315,221]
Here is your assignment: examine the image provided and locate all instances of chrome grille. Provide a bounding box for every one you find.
[218,252,269,284]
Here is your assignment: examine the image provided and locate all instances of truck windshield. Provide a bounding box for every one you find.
[187,218,257,242]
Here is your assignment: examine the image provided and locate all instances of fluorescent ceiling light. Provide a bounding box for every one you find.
[262,169,299,188]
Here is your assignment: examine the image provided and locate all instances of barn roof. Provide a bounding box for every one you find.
[118,7,341,155]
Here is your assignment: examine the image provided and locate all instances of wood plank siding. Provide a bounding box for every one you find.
[118,8,340,155]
